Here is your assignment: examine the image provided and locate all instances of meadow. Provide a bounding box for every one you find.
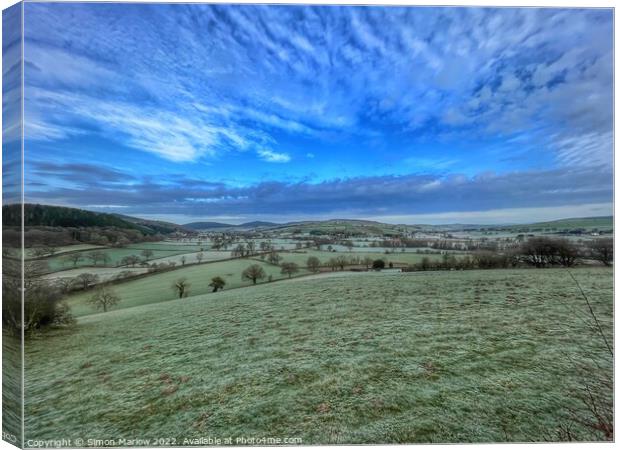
[65,258,310,317]
[39,245,207,273]
[24,268,612,443]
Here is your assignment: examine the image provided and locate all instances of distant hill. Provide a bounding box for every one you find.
[238,221,279,228]
[184,220,280,230]
[3,204,182,235]
[183,221,236,230]
[113,214,191,235]
[269,219,419,236]
[492,216,613,232]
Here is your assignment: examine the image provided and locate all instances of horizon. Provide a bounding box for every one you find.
[12,202,613,227]
[5,4,613,223]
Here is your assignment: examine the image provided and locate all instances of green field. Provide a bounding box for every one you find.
[24,268,612,443]
[65,258,310,317]
[42,246,204,273]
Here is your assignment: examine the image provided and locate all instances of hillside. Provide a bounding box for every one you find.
[183,221,279,230]
[3,204,180,235]
[114,214,191,235]
[272,219,418,236]
[24,268,612,443]
[493,216,613,233]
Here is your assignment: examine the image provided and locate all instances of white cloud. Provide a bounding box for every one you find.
[257,149,291,163]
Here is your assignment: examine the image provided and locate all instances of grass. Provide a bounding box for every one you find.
[65,258,310,317]
[275,249,446,267]
[24,267,612,443]
[42,247,204,273]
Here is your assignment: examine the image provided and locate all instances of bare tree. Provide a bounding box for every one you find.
[242,264,266,285]
[590,238,613,266]
[64,253,83,267]
[121,255,141,267]
[196,252,204,263]
[87,250,109,266]
[334,256,348,270]
[556,239,579,267]
[76,273,100,290]
[180,255,187,266]
[306,256,320,273]
[88,286,121,312]
[280,262,299,278]
[231,244,246,258]
[246,241,256,255]
[362,256,374,270]
[267,251,281,265]
[172,278,191,298]
[55,277,76,294]
[141,249,154,261]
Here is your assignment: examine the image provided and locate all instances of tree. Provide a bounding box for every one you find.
[76,273,99,290]
[306,256,320,273]
[121,255,141,267]
[362,256,374,270]
[420,257,432,271]
[88,286,120,313]
[209,276,226,292]
[246,241,256,255]
[555,239,579,267]
[141,249,154,261]
[242,264,266,285]
[590,238,613,266]
[172,278,191,298]
[281,262,299,278]
[520,237,557,268]
[231,244,246,258]
[372,259,385,270]
[115,237,131,248]
[64,253,83,267]
[55,277,76,294]
[267,251,281,265]
[181,255,187,266]
[196,252,204,263]
[87,250,109,266]
[344,240,354,251]
[327,258,338,271]
[3,260,74,335]
[334,256,348,270]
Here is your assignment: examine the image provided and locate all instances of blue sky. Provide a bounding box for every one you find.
[12,4,613,224]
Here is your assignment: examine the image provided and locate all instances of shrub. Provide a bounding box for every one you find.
[372,259,385,270]
[2,261,74,335]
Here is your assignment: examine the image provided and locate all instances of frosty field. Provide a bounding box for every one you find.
[24,268,612,443]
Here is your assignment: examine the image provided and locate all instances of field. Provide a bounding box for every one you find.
[65,259,310,317]
[24,268,612,443]
[39,245,207,273]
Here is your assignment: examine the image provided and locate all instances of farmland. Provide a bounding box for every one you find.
[24,268,612,443]
[65,259,310,317]
[5,209,614,444]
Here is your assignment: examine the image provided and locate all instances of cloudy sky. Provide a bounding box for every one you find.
[14,4,613,224]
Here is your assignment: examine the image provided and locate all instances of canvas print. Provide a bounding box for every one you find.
[2,2,614,447]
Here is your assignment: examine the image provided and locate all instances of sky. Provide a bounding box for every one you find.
[8,3,614,224]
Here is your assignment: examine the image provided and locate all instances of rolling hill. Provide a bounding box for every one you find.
[183,220,280,230]
[4,204,186,235]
